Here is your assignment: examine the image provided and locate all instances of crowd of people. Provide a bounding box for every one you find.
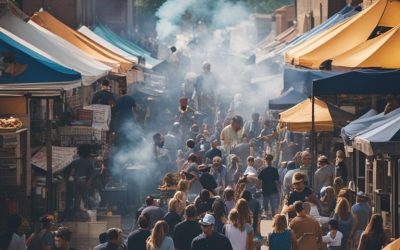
[0,54,394,250]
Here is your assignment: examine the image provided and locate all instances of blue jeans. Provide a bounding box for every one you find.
[263,193,279,216]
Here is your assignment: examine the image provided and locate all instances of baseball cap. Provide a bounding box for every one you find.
[199,213,215,226]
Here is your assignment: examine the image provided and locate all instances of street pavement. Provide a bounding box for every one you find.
[260,219,273,250]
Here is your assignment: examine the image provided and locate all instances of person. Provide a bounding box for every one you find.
[314,155,334,195]
[224,187,235,214]
[333,198,357,250]
[268,214,298,250]
[211,199,227,234]
[322,219,343,250]
[67,144,94,212]
[220,115,244,154]
[127,215,151,250]
[240,190,261,238]
[93,232,108,250]
[198,164,217,194]
[289,201,322,250]
[242,156,258,194]
[163,123,182,164]
[27,216,54,250]
[92,79,115,106]
[319,186,336,217]
[53,227,76,250]
[115,89,136,125]
[95,228,126,250]
[146,221,174,250]
[172,205,202,250]
[357,214,388,250]
[210,156,227,194]
[141,196,165,229]
[194,189,215,216]
[176,97,196,138]
[163,199,182,236]
[335,150,347,183]
[257,154,280,217]
[243,112,262,140]
[282,172,317,219]
[223,209,254,250]
[351,192,372,246]
[205,139,222,163]
[191,213,233,250]
[0,214,25,250]
[283,151,312,193]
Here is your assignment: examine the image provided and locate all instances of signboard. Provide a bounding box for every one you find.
[83,104,111,131]
[31,146,77,173]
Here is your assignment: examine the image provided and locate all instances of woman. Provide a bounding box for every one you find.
[146,221,174,250]
[224,187,235,214]
[212,199,228,234]
[172,191,186,215]
[357,214,387,250]
[231,198,254,250]
[224,209,253,250]
[163,199,182,236]
[319,186,336,217]
[176,180,189,203]
[333,177,345,196]
[333,198,358,250]
[268,214,298,250]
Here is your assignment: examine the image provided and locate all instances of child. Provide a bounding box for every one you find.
[322,219,343,250]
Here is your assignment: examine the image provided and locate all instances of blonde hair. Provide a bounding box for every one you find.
[146,221,168,250]
[228,209,244,231]
[177,180,188,192]
[272,214,288,233]
[234,198,252,231]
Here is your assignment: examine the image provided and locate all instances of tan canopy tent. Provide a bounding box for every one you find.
[30,11,134,73]
[285,0,400,69]
[279,97,353,132]
[332,24,400,69]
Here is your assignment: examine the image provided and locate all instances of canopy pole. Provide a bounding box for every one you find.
[311,81,316,189]
[46,98,53,213]
[392,157,399,238]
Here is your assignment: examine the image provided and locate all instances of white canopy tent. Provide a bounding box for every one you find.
[78,25,139,64]
[0,12,111,86]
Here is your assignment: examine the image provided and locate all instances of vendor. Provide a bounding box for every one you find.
[92,79,116,106]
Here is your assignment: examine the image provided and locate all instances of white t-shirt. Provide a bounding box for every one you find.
[322,230,343,247]
[244,166,257,176]
[224,223,253,250]
[7,233,26,250]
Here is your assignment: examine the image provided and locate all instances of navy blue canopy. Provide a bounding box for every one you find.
[284,65,339,95]
[268,87,307,110]
[313,69,400,95]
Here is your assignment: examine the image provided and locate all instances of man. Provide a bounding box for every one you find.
[27,216,54,250]
[220,115,244,154]
[351,192,372,246]
[282,172,317,219]
[314,155,334,194]
[193,62,218,125]
[198,164,218,193]
[243,112,262,140]
[1,214,25,250]
[95,228,126,250]
[92,79,115,106]
[176,97,196,138]
[289,201,322,250]
[210,156,227,194]
[230,134,250,166]
[173,205,202,250]
[53,227,76,250]
[163,122,182,165]
[191,213,233,250]
[67,144,94,212]
[126,215,151,250]
[283,151,312,193]
[243,156,258,194]
[257,154,280,217]
[205,139,222,163]
[140,196,165,229]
